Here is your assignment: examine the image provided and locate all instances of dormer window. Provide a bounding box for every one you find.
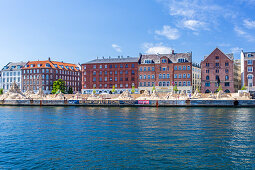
[60,65,64,69]
[37,64,41,67]
[17,65,21,69]
[11,66,16,69]
[54,64,58,68]
[4,66,9,69]
[46,63,51,67]
[178,58,186,63]
[76,67,80,70]
[248,53,252,58]
[161,59,167,63]
[65,66,69,69]
[144,59,152,64]
[30,64,34,68]
[26,65,29,68]
[71,66,74,70]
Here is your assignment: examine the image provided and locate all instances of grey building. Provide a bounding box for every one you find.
[1,62,26,93]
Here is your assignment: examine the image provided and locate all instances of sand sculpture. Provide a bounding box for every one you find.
[191,89,201,99]
[149,90,161,100]
[0,82,27,100]
[164,92,175,100]
[115,90,133,100]
[136,90,151,100]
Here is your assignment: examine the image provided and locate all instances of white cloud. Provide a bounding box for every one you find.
[143,43,173,54]
[112,44,122,52]
[182,20,206,31]
[231,47,243,54]
[155,25,180,40]
[234,26,254,41]
[243,19,255,29]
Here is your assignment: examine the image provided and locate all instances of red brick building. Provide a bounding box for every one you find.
[81,57,139,94]
[201,48,234,93]
[22,58,81,94]
[241,51,255,92]
[138,50,193,94]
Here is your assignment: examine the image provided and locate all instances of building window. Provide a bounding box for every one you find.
[206,70,209,73]
[148,67,150,71]
[187,66,190,70]
[183,81,186,86]
[248,67,253,72]
[225,62,229,66]
[225,82,230,86]
[162,67,166,71]
[93,77,96,82]
[216,69,219,73]
[205,82,210,87]
[178,82,182,86]
[125,64,128,68]
[183,74,186,78]
[225,75,229,80]
[187,74,190,78]
[216,56,219,59]
[115,65,117,68]
[206,63,210,67]
[174,66,177,70]
[179,74,182,78]
[215,63,219,67]
[148,75,150,79]
[178,58,186,63]
[167,74,170,78]
[105,77,107,81]
[163,74,166,79]
[152,67,155,71]
[225,69,229,73]
[162,59,167,63]
[187,81,191,86]
[93,71,96,75]
[183,66,186,70]
[132,64,135,68]
[144,67,146,71]
[139,75,142,79]
[144,82,146,87]
[248,74,253,79]
[93,65,96,69]
[115,77,117,81]
[144,75,146,79]
[178,66,182,70]
[120,64,123,68]
[152,75,155,79]
[159,74,162,79]
[206,76,210,80]
[248,60,253,65]
[159,82,162,86]
[174,74,177,78]
[148,82,151,86]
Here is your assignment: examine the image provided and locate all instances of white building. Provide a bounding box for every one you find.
[1,62,26,93]
[192,63,201,92]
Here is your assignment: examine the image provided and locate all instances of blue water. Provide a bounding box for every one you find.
[0,106,254,169]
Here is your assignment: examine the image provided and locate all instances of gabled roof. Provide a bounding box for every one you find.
[84,57,139,64]
[203,48,234,61]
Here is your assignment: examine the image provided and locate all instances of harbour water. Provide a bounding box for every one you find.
[0,106,254,169]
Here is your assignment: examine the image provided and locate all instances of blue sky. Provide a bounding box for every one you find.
[0,0,255,68]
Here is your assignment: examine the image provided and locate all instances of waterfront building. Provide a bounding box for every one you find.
[0,71,2,89]
[241,51,255,92]
[1,62,26,93]
[201,48,234,93]
[234,59,241,92]
[81,56,139,94]
[22,58,81,94]
[138,50,192,94]
[192,63,201,92]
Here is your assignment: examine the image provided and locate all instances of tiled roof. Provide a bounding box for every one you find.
[22,60,80,71]
[1,62,26,71]
[84,57,139,64]
[243,52,255,59]
[204,48,234,61]
[139,53,192,63]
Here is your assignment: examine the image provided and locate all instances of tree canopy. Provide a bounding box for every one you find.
[52,79,66,94]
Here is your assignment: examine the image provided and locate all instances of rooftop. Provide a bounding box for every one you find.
[1,62,27,71]
[84,56,139,64]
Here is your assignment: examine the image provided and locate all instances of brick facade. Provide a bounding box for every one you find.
[138,51,193,94]
[81,57,138,94]
[241,51,255,91]
[22,59,81,94]
[201,48,234,93]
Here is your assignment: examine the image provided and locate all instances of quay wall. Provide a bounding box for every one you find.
[0,99,255,107]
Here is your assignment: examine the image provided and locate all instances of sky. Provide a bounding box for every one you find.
[0,0,255,68]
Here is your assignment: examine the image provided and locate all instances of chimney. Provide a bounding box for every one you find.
[48,57,51,61]
[172,50,174,54]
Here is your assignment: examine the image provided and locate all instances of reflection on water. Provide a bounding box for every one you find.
[0,106,254,169]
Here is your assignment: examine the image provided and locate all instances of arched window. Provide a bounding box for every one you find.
[206,76,210,80]
[163,74,166,79]
[159,82,162,86]
[205,89,211,93]
[248,74,253,79]
[216,75,219,81]
[224,89,230,93]
[225,75,229,80]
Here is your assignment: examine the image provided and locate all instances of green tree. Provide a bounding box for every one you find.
[131,85,135,94]
[196,87,200,93]
[173,85,178,93]
[112,85,116,93]
[93,87,96,94]
[241,86,247,90]
[52,79,66,94]
[152,84,156,92]
[0,88,3,95]
[216,85,223,92]
[67,87,73,94]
